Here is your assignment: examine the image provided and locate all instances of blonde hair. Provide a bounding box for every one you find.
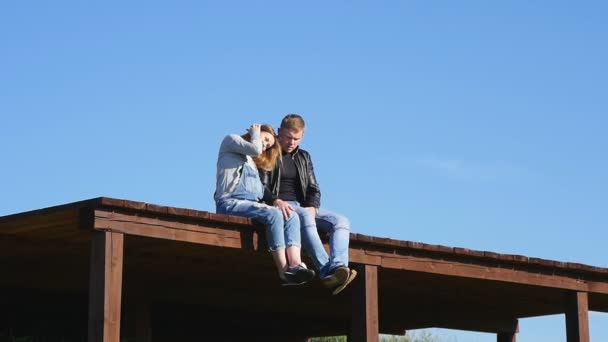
[242,124,281,171]
[280,113,305,132]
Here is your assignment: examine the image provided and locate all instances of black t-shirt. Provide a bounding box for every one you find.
[278,153,303,202]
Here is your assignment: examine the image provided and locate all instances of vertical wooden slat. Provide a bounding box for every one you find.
[88,231,124,342]
[565,291,590,342]
[349,264,379,342]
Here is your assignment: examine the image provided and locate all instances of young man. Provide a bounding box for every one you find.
[261,114,356,295]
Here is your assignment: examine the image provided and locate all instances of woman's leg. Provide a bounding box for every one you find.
[270,249,288,275]
[218,199,288,277]
[282,211,316,283]
[283,212,302,267]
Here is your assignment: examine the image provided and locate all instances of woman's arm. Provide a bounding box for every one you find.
[221,124,263,156]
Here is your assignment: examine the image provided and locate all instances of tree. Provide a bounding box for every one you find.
[310,330,448,342]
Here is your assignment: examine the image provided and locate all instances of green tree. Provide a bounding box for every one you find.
[311,330,449,342]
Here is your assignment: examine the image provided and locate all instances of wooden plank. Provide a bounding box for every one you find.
[565,291,590,342]
[0,209,79,234]
[0,198,101,224]
[350,264,379,342]
[93,210,246,249]
[358,249,608,294]
[88,231,124,342]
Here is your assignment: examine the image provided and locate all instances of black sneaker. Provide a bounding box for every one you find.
[282,263,315,286]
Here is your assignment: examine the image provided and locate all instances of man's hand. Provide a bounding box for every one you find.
[274,199,294,219]
[304,206,317,218]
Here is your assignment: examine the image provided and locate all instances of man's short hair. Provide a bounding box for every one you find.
[280,113,305,132]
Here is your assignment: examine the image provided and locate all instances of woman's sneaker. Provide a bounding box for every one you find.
[281,263,316,286]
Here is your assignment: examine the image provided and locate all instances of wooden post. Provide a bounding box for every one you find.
[349,264,379,342]
[565,291,590,342]
[497,332,517,342]
[497,319,518,342]
[88,231,124,342]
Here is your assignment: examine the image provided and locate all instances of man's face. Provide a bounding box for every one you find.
[278,128,304,153]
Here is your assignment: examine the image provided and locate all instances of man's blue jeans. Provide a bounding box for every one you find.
[286,201,350,278]
[217,199,301,251]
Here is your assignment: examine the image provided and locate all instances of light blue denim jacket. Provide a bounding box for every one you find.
[214,131,264,202]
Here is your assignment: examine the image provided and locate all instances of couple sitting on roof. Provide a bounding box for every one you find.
[214,114,356,295]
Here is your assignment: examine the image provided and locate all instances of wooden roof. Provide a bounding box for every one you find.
[1,197,607,339]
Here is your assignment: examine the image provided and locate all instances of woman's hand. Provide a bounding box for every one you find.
[249,124,261,136]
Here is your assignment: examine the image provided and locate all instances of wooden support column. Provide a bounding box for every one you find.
[88,231,124,342]
[565,291,590,342]
[349,264,379,342]
[497,332,517,342]
[496,319,519,342]
[496,319,518,342]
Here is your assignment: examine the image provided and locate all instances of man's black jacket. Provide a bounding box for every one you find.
[260,147,321,208]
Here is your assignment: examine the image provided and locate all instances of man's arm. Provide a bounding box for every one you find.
[302,151,321,209]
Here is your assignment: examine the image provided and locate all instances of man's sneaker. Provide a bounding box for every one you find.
[321,266,350,289]
[282,263,315,286]
[331,269,357,295]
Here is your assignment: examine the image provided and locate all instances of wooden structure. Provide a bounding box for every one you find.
[1,197,607,341]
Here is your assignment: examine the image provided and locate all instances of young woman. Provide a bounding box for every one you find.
[214,123,315,285]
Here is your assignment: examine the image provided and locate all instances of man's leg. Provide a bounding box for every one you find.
[315,208,351,270]
[315,208,354,294]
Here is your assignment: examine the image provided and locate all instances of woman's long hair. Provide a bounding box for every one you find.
[241,124,281,171]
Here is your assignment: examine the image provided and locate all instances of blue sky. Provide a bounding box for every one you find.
[1,1,607,341]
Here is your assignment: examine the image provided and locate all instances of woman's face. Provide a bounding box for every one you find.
[261,131,276,152]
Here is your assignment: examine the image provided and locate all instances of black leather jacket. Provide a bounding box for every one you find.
[260,147,321,208]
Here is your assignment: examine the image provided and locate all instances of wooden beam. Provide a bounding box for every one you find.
[92,209,608,295]
[565,291,590,342]
[350,249,608,294]
[93,210,246,249]
[88,231,124,342]
[350,264,379,342]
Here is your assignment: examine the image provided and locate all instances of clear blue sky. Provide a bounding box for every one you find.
[1,1,606,341]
